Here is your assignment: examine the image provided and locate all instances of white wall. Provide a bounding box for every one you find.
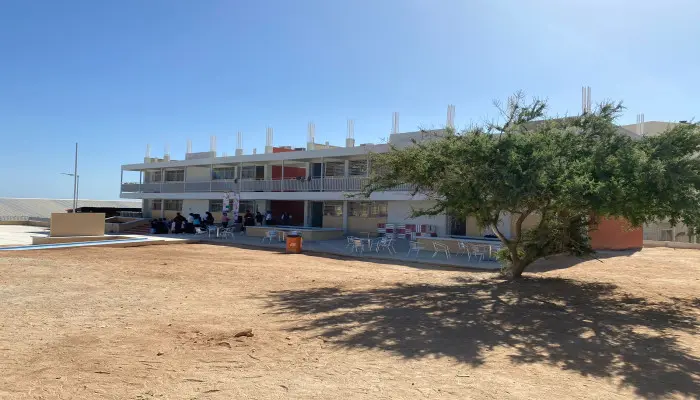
[387,200,448,236]
[182,199,210,216]
[186,166,211,182]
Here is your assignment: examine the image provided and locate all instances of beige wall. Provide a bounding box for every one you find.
[510,213,541,235]
[323,216,343,229]
[348,217,385,235]
[466,216,481,236]
[50,213,105,237]
[185,166,211,182]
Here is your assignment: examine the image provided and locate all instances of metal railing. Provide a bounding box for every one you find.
[121,177,412,194]
[0,216,51,223]
[118,211,143,218]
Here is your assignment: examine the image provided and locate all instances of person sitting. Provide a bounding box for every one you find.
[221,212,230,228]
[205,212,215,226]
[193,214,202,227]
[187,213,195,224]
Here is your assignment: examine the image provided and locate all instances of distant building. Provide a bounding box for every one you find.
[0,198,140,220]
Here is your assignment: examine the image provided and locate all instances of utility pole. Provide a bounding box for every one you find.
[73,143,78,212]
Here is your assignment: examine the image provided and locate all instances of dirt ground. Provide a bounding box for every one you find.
[0,244,698,400]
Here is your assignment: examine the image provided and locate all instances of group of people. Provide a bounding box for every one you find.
[241,210,292,227]
[149,209,295,235]
[151,211,217,234]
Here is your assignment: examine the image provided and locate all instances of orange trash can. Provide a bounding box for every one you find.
[285,233,302,254]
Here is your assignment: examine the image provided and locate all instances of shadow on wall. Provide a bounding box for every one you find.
[267,277,699,398]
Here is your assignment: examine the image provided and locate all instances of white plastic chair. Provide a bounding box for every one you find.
[352,239,365,255]
[346,236,356,249]
[376,237,396,254]
[432,242,451,259]
[219,227,235,239]
[407,241,424,257]
[469,243,485,262]
[207,225,218,238]
[262,230,277,243]
[457,241,471,258]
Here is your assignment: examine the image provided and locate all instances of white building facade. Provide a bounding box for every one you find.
[120,131,475,237]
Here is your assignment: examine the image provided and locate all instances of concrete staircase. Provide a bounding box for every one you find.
[120,221,152,235]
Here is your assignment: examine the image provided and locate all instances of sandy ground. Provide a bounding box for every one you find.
[0,244,698,400]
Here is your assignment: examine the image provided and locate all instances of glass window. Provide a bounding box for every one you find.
[165,169,185,182]
[164,200,183,211]
[323,201,343,216]
[151,200,162,211]
[212,167,236,180]
[349,201,387,218]
[324,162,345,177]
[209,200,223,212]
[147,170,162,183]
[348,160,368,176]
[241,166,257,180]
[239,200,257,213]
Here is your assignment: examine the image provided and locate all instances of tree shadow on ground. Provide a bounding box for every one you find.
[268,277,699,398]
[525,250,639,273]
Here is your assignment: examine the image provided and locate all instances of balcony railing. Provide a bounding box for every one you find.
[121,177,412,194]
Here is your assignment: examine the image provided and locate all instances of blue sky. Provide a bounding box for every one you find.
[1,0,698,200]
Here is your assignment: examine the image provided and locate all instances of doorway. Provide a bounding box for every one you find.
[310,201,323,227]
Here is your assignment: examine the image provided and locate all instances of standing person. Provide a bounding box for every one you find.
[205,212,215,226]
[280,212,288,226]
[221,212,230,228]
[255,211,263,226]
[265,210,272,225]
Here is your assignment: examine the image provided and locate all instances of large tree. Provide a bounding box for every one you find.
[363,94,700,278]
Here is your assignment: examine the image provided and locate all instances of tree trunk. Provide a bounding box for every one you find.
[510,260,528,279]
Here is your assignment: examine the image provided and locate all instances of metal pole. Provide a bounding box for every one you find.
[73,143,78,212]
[76,176,80,209]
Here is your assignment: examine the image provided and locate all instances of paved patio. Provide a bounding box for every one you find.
[153,231,502,271]
[0,225,49,246]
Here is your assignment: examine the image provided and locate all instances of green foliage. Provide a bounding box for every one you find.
[363,93,700,278]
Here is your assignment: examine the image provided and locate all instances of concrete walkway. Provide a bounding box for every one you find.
[0,225,49,246]
[153,232,501,271]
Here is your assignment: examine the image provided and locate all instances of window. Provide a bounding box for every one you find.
[147,170,162,183]
[349,201,387,218]
[209,200,223,212]
[241,166,257,179]
[323,201,343,217]
[212,167,236,180]
[151,200,162,211]
[164,200,183,211]
[165,169,185,182]
[348,160,368,176]
[324,162,345,177]
[239,200,257,213]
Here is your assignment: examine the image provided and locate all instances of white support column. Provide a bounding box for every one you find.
[210,164,213,192]
[320,157,324,191]
[342,200,349,233]
[343,160,350,191]
[161,199,164,218]
[281,160,285,192]
[304,200,309,226]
